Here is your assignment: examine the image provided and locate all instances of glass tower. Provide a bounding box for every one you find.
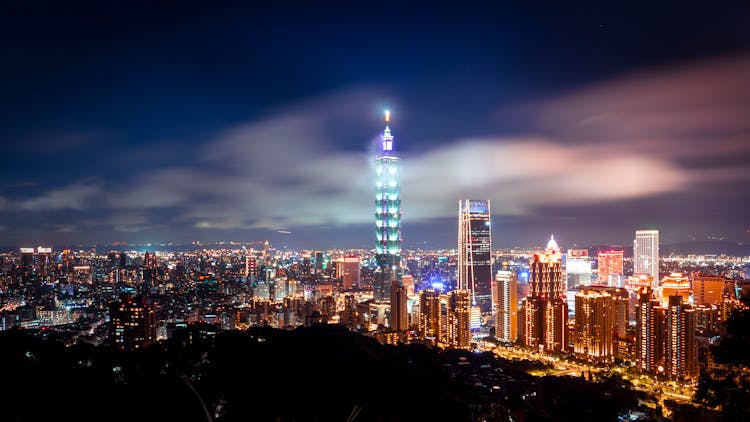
[374,111,401,302]
[458,199,492,313]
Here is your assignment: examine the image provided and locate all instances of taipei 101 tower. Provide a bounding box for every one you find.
[373,110,403,310]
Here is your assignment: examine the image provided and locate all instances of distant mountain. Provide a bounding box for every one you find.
[586,241,750,258]
[661,241,750,256]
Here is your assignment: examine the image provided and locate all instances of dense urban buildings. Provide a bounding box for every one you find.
[457,199,493,313]
[1,237,748,420]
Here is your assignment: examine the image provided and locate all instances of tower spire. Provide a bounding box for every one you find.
[381,109,394,152]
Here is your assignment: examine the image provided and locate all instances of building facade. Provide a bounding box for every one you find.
[574,289,615,362]
[458,199,493,313]
[374,111,402,303]
[634,230,659,286]
[520,236,568,353]
[495,269,518,343]
[109,294,156,351]
[597,250,624,286]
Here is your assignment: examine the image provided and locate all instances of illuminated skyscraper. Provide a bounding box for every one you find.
[374,110,402,302]
[566,249,591,289]
[597,250,624,286]
[458,199,492,313]
[520,236,568,352]
[529,236,564,298]
[635,288,664,374]
[447,290,472,349]
[634,230,659,286]
[418,289,441,342]
[109,294,156,351]
[665,296,697,380]
[574,289,615,362]
[495,269,518,343]
[390,281,408,331]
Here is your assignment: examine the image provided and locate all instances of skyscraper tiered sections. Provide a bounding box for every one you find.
[374,112,402,302]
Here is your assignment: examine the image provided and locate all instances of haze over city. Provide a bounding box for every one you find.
[2,1,749,249]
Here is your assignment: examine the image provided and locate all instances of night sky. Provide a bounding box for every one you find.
[2,1,749,249]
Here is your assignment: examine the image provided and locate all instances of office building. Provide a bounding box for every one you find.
[574,289,615,362]
[692,275,724,306]
[337,255,361,290]
[597,250,624,286]
[374,111,402,302]
[566,249,591,289]
[458,199,493,313]
[390,281,408,331]
[495,269,518,343]
[634,230,659,286]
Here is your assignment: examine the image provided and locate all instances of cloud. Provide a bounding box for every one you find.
[20,182,102,211]
[6,55,750,238]
[507,54,750,166]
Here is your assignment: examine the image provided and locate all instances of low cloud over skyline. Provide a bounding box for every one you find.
[2,55,749,248]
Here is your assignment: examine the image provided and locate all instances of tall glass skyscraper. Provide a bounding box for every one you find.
[458,199,492,313]
[374,111,401,302]
[634,229,659,287]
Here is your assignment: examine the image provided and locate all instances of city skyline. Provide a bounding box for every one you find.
[2,2,750,250]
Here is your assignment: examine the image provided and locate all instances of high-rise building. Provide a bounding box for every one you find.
[109,294,156,351]
[520,236,568,352]
[520,297,545,349]
[337,255,361,290]
[692,275,724,306]
[418,289,441,342]
[566,249,591,289]
[458,199,492,313]
[390,281,408,331]
[20,247,34,268]
[495,270,518,343]
[374,111,402,302]
[635,288,664,374]
[634,230,659,286]
[447,290,471,349]
[245,256,258,281]
[529,236,565,298]
[543,298,567,353]
[597,250,624,286]
[665,296,697,380]
[574,289,615,362]
[610,287,630,339]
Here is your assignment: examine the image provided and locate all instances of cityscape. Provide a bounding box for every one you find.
[2,2,750,421]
